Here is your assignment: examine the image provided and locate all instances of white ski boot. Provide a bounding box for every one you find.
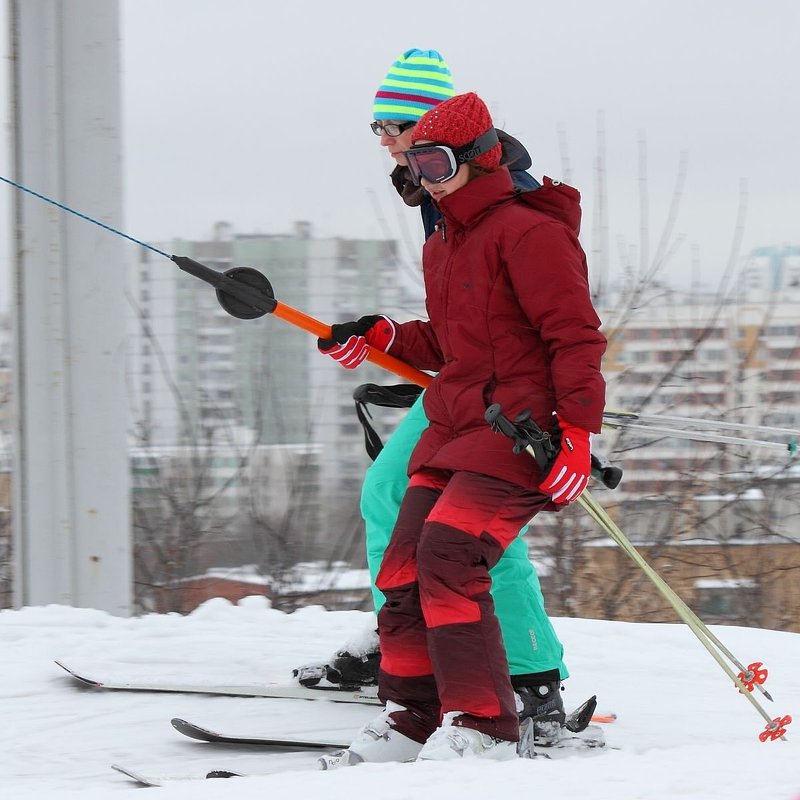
[318,701,423,769]
[416,713,517,761]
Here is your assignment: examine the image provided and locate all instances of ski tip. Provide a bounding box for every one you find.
[111,764,162,787]
[54,660,103,688]
[170,717,196,736]
[170,717,218,742]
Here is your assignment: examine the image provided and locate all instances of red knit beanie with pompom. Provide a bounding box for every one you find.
[412,92,502,171]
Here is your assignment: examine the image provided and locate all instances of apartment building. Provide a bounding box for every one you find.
[560,246,800,630]
[126,222,423,504]
[599,246,799,504]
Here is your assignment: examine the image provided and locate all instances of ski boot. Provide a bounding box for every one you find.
[516,683,603,759]
[513,675,567,750]
[293,630,380,691]
[318,701,424,769]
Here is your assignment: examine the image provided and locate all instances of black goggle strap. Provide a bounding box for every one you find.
[450,128,499,164]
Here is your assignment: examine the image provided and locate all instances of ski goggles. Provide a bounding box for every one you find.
[403,128,499,186]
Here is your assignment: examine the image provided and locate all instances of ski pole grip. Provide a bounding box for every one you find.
[485,404,549,468]
[487,404,623,490]
[590,453,623,490]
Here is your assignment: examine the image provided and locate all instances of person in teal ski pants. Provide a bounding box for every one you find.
[298,49,572,736]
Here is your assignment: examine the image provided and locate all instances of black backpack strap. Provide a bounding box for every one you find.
[353,384,424,461]
[353,383,423,409]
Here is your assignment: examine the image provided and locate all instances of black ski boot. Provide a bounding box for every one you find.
[512,672,566,749]
[293,642,381,691]
[327,647,380,689]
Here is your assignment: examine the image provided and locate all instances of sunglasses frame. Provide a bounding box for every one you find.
[370,120,417,137]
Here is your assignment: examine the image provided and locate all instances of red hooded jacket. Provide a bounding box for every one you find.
[388,167,606,491]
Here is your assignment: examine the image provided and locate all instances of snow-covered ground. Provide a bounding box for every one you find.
[1,597,798,799]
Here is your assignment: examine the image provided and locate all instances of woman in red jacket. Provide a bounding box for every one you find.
[323,92,606,764]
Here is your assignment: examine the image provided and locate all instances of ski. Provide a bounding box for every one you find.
[54,660,381,704]
[170,717,349,749]
[56,660,616,729]
[112,763,252,786]
[115,702,614,785]
[169,701,614,751]
[169,721,608,753]
[113,723,614,787]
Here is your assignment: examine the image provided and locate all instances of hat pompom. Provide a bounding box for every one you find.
[412,92,502,171]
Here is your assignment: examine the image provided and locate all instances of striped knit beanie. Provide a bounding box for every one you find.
[413,92,502,171]
[373,48,455,122]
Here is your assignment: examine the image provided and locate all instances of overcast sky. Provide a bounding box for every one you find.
[2,0,799,309]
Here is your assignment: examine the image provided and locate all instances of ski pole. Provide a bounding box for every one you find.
[602,419,796,453]
[605,410,800,440]
[1,174,433,388]
[602,411,798,454]
[485,404,791,741]
[578,493,790,741]
[577,492,777,702]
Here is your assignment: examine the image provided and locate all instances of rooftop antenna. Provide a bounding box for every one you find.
[556,121,573,184]
[638,129,650,278]
[592,111,610,306]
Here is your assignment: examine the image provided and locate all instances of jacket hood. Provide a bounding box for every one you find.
[519,176,583,236]
[436,171,584,237]
[497,129,532,171]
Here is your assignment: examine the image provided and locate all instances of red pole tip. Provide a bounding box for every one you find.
[758,714,791,742]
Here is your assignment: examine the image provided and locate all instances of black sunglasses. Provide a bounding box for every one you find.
[370,120,416,137]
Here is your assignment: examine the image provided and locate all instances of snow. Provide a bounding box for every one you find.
[1,597,799,799]
[186,562,372,592]
[694,579,759,589]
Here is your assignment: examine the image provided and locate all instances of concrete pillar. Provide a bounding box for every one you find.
[10,0,131,613]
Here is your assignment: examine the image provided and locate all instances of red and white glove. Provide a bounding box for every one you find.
[538,415,591,504]
[317,315,396,369]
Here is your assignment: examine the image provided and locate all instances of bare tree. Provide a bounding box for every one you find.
[531,124,800,631]
[127,288,369,613]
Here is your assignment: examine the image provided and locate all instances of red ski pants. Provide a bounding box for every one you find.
[375,468,551,743]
